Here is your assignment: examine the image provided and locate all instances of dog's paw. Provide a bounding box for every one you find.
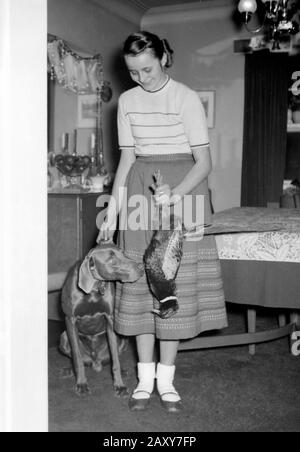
[114,385,129,398]
[92,361,103,372]
[74,382,91,396]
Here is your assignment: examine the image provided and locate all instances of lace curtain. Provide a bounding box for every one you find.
[47,35,104,94]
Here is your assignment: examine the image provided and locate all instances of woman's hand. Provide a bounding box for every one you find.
[154,183,171,205]
[154,184,181,206]
[97,214,117,243]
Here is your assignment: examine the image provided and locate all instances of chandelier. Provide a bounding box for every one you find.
[237,0,300,49]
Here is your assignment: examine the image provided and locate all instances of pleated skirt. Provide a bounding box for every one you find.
[115,154,228,340]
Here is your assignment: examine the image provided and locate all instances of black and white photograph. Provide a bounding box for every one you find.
[77,94,98,128]
[1,0,300,435]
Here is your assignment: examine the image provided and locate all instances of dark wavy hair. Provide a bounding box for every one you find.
[123,31,174,68]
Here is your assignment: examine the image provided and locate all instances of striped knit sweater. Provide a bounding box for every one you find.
[118,78,209,156]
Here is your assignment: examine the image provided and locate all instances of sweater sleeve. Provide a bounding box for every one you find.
[180,89,209,149]
[117,94,135,149]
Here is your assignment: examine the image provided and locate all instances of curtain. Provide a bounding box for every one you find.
[241,51,288,207]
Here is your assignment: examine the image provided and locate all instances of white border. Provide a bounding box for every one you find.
[0,0,47,432]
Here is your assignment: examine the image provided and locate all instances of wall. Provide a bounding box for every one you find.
[142,1,248,211]
[48,0,142,172]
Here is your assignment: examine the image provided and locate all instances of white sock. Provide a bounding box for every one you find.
[132,362,156,400]
[156,362,181,402]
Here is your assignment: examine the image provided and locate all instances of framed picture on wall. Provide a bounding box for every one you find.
[77,94,98,128]
[197,90,215,128]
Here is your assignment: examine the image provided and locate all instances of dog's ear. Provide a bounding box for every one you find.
[78,252,98,294]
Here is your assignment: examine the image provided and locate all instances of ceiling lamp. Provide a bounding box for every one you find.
[237,0,300,49]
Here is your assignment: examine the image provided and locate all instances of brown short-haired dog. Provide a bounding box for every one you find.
[59,242,144,396]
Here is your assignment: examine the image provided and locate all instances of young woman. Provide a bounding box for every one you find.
[98,31,227,413]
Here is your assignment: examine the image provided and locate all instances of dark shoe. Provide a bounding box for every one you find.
[128,390,151,411]
[159,392,182,413]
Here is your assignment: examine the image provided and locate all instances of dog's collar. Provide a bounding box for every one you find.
[88,257,107,295]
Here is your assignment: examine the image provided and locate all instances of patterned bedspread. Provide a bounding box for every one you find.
[211,207,300,263]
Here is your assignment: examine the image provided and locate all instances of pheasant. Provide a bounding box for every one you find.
[144,170,184,319]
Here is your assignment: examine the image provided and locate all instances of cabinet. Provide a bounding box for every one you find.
[48,192,107,319]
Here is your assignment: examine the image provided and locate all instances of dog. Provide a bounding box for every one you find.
[59,242,144,396]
